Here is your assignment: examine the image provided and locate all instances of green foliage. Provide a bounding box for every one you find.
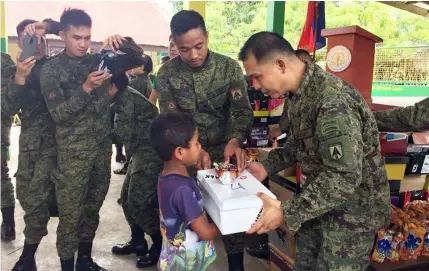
[200,1,429,58]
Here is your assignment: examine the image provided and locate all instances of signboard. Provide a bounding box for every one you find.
[371,84,429,97]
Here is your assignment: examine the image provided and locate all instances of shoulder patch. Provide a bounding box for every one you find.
[47,92,57,101]
[231,88,243,100]
[328,143,343,160]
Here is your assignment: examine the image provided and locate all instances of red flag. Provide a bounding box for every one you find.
[297,1,326,53]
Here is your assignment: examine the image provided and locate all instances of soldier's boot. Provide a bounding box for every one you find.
[227,252,245,271]
[60,258,74,271]
[115,145,126,163]
[12,243,39,271]
[76,242,107,271]
[112,226,148,256]
[135,232,162,268]
[245,233,269,260]
[1,206,16,242]
[245,243,269,260]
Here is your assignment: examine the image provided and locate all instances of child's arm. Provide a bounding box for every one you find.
[190,216,221,241]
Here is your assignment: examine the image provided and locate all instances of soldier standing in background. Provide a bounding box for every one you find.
[374,97,429,131]
[1,52,16,243]
[149,34,179,105]
[108,72,163,268]
[129,54,153,98]
[38,9,128,270]
[240,32,391,270]
[1,19,64,270]
[156,10,253,271]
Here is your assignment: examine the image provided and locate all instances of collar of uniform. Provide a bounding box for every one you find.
[179,50,213,72]
[294,63,315,99]
[59,49,89,65]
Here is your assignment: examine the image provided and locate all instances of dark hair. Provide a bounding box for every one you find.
[149,113,197,161]
[161,55,170,64]
[111,72,129,92]
[60,8,92,30]
[142,54,153,74]
[239,31,295,62]
[16,19,37,36]
[169,34,173,41]
[295,49,312,60]
[170,10,207,38]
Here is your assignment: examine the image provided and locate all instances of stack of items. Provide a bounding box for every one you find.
[382,131,429,207]
[247,85,270,148]
[370,201,429,265]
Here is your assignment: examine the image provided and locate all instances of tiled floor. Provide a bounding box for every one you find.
[1,127,268,271]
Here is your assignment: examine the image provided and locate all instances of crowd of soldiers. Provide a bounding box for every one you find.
[1,7,429,271]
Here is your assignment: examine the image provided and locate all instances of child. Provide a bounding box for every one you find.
[149,112,220,271]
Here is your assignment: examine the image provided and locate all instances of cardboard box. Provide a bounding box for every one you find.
[250,127,269,137]
[248,135,269,148]
[197,169,276,235]
[253,116,269,126]
[405,153,429,175]
[399,175,427,192]
[379,132,408,156]
[268,99,285,117]
[269,244,294,271]
[268,181,296,260]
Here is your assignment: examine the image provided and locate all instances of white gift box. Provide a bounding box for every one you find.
[197,169,277,235]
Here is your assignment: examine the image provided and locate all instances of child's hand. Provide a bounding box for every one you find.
[191,215,221,240]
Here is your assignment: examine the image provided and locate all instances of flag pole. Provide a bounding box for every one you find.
[312,1,319,62]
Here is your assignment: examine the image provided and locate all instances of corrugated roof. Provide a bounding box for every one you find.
[379,1,429,18]
[5,1,170,47]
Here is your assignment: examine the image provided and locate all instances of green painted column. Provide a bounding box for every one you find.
[1,1,7,53]
[266,1,285,36]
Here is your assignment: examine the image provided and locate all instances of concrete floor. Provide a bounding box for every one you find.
[1,126,268,271]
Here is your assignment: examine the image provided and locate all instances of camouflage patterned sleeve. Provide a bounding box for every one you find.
[281,95,364,234]
[226,61,254,144]
[373,97,429,132]
[260,134,298,175]
[1,66,23,116]
[113,91,135,143]
[40,62,92,124]
[156,67,179,113]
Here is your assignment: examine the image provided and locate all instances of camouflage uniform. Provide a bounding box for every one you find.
[1,53,15,210]
[373,97,429,132]
[1,56,58,244]
[113,86,162,236]
[156,51,253,255]
[261,63,391,270]
[129,72,153,98]
[40,51,112,259]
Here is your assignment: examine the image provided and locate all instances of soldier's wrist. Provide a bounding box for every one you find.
[82,83,93,93]
[14,75,26,85]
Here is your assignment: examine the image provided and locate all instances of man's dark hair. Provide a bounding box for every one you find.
[149,113,197,161]
[170,10,207,38]
[111,72,129,92]
[60,8,92,30]
[238,31,295,63]
[161,55,170,64]
[16,19,37,36]
[142,54,153,74]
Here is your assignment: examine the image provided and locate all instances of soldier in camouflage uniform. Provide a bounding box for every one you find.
[108,73,163,268]
[37,10,134,270]
[129,54,153,98]
[157,11,253,271]
[374,97,429,132]
[240,32,391,271]
[1,19,63,270]
[1,52,16,243]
